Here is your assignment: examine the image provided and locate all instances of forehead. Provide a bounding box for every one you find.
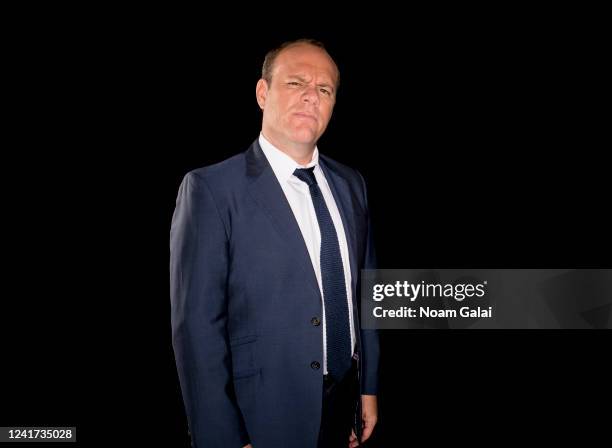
[274,44,338,83]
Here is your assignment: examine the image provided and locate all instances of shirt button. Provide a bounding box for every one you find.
[311,317,321,326]
[311,361,320,370]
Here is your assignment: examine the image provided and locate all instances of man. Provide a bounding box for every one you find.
[170,39,379,448]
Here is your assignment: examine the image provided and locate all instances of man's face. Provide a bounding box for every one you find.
[257,44,338,151]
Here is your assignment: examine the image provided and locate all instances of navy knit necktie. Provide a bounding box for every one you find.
[293,167,351,382]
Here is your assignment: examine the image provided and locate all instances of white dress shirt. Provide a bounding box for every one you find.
[259,133,355,374]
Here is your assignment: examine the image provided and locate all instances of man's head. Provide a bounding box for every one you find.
[256,39,339,159]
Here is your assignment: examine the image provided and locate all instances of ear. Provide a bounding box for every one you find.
[256,79,268,110]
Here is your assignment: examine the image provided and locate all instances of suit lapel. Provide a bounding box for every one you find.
[318,157,359,303]
[319,157,363,353]
[245,141,322,300]
[244,141,360,318]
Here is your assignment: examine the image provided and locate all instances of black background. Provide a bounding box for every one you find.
[2,5,610,447]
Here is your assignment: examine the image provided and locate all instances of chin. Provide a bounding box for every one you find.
[290,129,318,145]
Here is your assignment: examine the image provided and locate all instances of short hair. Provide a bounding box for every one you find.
[261,38,340,89]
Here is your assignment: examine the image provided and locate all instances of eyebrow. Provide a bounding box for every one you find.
[288,75,335,92]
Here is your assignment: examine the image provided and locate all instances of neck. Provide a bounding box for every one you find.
[261,130,315,166]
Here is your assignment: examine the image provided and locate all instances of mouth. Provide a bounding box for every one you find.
[293,112,317,121]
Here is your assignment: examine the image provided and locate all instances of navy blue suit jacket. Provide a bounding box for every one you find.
[170,140,379,447]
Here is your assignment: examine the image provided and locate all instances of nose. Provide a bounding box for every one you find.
[302,85,319,105]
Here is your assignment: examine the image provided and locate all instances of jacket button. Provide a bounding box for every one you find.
[311,317,321,326]
[311,361,320,370]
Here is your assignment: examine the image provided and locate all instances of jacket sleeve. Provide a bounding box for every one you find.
[357,170,380,395]
[170,172,250,447]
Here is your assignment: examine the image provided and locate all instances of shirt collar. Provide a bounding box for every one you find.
[259,132,319,183]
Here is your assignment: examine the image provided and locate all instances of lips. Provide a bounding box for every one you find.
[293,112,317,121]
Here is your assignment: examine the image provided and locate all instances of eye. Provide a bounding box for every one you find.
[320,88,331,96]
[288,81,301,86]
